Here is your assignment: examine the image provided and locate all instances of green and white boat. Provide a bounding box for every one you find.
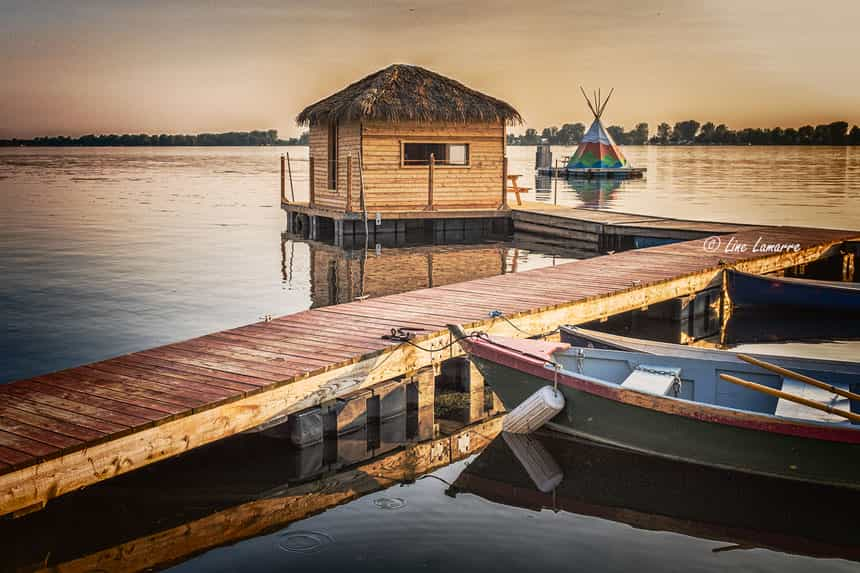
[453,328,860,489]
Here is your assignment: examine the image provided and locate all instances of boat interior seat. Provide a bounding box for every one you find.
[621,365,682,397]
[776,377,852,424]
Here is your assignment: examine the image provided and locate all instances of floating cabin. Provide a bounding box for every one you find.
[283,64,522,243]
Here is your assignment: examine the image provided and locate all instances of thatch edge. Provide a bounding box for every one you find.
[296,64,522,127]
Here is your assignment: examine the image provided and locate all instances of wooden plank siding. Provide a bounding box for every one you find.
[361,120,506,212]
[0,226,856,517]
[308,121,362,211]
[309,119,507,215]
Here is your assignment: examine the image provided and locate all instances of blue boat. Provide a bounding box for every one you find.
[726,269,860,313]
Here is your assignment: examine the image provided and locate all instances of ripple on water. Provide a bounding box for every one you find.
[277,530,334,554]
[373,496,407,510]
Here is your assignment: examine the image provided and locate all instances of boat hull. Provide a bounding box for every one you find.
[468,352,860,489]
[727,269,860,312]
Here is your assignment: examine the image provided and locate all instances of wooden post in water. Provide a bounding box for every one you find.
[553,159,559,205]
[502,156,508,207]
[280,154,286,204]
[346,155,353,213]
[309,156,316,207]
[427,153,435,210]
[844,252,855,282]
[286,152,295,203]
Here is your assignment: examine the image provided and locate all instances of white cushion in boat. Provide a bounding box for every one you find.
[621,365,682,396]
[776,377,851,423]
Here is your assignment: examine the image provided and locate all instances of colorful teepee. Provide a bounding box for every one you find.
[568,88,628,170]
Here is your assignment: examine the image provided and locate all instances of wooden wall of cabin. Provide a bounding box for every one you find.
[360,120,505,212]
[308,121,361,211]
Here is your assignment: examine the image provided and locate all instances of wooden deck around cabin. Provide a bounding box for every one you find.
[0,225,857,517]
[283,200,510,221]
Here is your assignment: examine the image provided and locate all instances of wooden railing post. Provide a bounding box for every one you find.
[428,153,435,210]
[346,155,353,213]
[309,156,315,207]
[280,154,286,204]
[502,156,508,207]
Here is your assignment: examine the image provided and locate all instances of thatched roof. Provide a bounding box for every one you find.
[297,64,522,126]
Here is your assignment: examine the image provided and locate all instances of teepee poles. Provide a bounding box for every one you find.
[598,88,614,118]
[579,86,615,119]
[579,86,599,118]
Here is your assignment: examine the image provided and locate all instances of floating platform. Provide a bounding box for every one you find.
[536,166,646,178]
[511,201,753,251]
[0,223,857,518]
[282,200,511,246]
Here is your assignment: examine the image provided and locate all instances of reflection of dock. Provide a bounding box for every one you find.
[1,221,856,518]
[454,431,860,562]
[0,412,502,573]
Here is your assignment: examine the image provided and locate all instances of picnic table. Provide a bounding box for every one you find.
[506,174,530,206]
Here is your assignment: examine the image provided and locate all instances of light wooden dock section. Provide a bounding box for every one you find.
[512,201,754,250]
[0,224,857,517]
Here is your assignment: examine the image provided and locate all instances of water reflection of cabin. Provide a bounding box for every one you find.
[305,241,509,307]
[285,64,522,243]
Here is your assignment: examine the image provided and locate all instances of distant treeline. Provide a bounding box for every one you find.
[0,130,310,147]
[508,121,860,146]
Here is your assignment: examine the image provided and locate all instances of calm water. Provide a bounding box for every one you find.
[524,145,860,229]
[1,146,859,573]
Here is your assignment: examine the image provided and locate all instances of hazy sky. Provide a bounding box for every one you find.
[2,0,858,138]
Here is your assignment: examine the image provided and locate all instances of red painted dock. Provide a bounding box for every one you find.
[0,225,856,517]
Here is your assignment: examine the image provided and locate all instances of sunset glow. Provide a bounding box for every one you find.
[2,1,858,138]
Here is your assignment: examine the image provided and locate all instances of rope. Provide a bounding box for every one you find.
[488,310,530,334]
[400,332,487,353]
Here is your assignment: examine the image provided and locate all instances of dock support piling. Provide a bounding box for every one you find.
[286,152,295,203]
[407,366,435,441]
[843,251,855,282]
[466,359,486,424]
[280,154,286,204]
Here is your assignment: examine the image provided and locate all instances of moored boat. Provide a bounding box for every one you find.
[452,327,860,489]
[726,269,860,312]
[561,325,860,381]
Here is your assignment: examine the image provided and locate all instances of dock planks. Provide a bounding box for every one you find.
[512,202,754,243]
[0,225,857,517]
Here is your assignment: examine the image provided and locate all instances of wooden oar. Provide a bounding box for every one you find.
[718,373,860,423]
[737,354,860,403]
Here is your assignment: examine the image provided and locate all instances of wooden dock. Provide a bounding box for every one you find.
[512,201,754,251]
[1,224,857,518]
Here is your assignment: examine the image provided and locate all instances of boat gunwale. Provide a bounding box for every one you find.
[559,325,860,372]
[463,336,860,444]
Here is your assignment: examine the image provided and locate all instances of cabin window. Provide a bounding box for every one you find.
[327,121,338,190]
[402,142,470,166]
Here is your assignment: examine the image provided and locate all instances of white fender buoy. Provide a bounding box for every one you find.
[502,432,564,493]
[503,385,565,434]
